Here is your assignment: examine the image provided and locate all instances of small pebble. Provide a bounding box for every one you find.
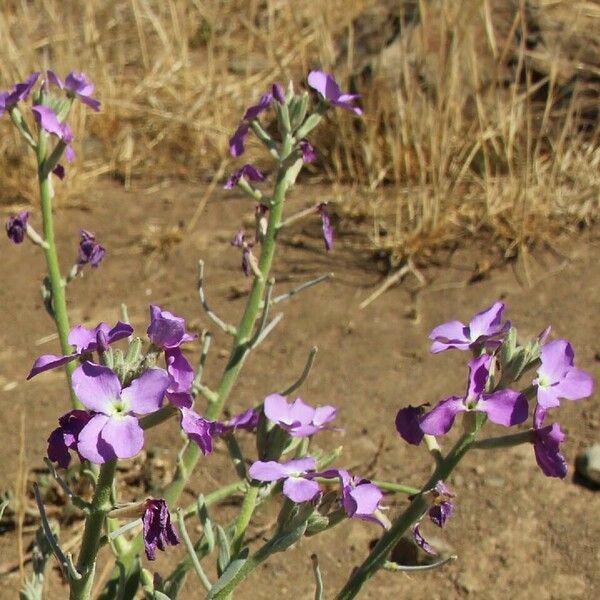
[575,444,600,485]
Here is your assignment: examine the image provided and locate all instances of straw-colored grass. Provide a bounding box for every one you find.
[1,0,598,263]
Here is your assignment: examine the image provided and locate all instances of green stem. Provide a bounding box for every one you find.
[37,132,79,408]
[70,460,118,600]
[181,481,247,518]
[368,481,421,495]
[472,429,533,449]
[335,432,476,600]
[230,485,259,556]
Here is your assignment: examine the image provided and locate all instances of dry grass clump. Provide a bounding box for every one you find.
[0,0,598,263]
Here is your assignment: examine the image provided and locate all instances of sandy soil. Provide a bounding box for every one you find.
[0,181,599,599]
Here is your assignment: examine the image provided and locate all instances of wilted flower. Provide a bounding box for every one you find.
[0,73,39,116]
[47,70,100,111]
[78,229,105,268]
[427,481,455,528]
[264,393,337,437]
[316,203,333,251]
[395,404,427,446]
[299,139,316,163]
[142,498,179,560]
[249,457,320,502]
[307,71,362,115]
[272,83,286,104]
[5,211,29,244]
[180,407,216,455]
[412,523,438,556]
[229,91,274,156]
[418,354,528,436]
[72,362,170,463]
[231,229,255,277]
[224,164,265,189]
[533,339,593,409]
[47,410,93,468]
[428,301,510,353]
[531,406,567,478]
[28,321,133,379]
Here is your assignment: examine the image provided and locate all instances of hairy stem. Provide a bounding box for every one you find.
[37,132,79,408]
[69,460,117,600]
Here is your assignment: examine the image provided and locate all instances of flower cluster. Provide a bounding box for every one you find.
[396,302,594,478]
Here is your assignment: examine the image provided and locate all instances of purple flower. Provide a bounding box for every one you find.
[428,481,455,528]
[47,70,101,111]
[142,498,179,560]
[78,229,105,268]
[531,407,567,478]
[164,348,194,408]
[316,203,333,251]
[299,140,316,163]
[229,92,274,156]
[6,211,29,244]
[316,469,384,525]
[31,105,75,161]
[224,164,265,189]
[419,354,528,436]
[215,408,259,436]
[27,321,133,379]
[429,301,510,353]
[231,229,254,277]
[180,407,216,454]
[264,393,337,437]
[73,362,170,463]
[533,339,593,410]
[0,73,40,114]
[147,305,195,350]
[307,71,362,115]
[249,457,320,502]
[395,404,426,446]
[412,523,437,556]
[47,410,93,468]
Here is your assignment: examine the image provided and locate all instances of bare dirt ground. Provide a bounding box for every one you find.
[0,180,599,599]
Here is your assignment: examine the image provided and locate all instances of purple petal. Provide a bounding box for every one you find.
[395,405,425,446]
[536,385,561,410]
[428,320,469,353]
[5,73,39,106]
[299,140,316,163]
[317,203,333,251]
[72,362,121,413]
[47,70,64,89]
[287,398,317,426]
[538,340,574,384]
[107,321,134,344]
[147,305,194,349]
[77,94,101,111]
[47,428,72,469]
[272,83,286,104]
[224,164,265,189]
[466,354,492,399]
[307,71,342,102]
[77,414,111,464]
[166,391,193,408]
[533,423,567,478]
[68,323,108,353]
[52,164,66,179]
[180,408,214,454]
[165,348,194,394]
[121,368,169,415]
[412,523,437,556]
[31,105,64,137]
[468,301,506,340]
[47,410,92,468]
[242,92,273,121]
[143,498,179,560]
[419,397,465,436]
[553,367,594,401]
[100,415,144,460]
[281,457,317,475]
[343,483,382,518]
[65,71,95,96]
[429,501,454,528]
[248,460,289,482]
[312,405,337,427]
[27,353,78,379]
[477,389,528,427]
[263,393,293,424]
[229,122,249,157]
[282,476,320,502]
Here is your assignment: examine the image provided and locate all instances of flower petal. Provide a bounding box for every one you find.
[77,414,111,464]
[468,301,506,340]
[100,415,144,460]
[72,362,121,412]
[283,476,320,502]
[395,405,425,446]
[264,393,294,425]
[553,367,593,401]
[248,460,289,482]
[419,397,465,436]
[165,348,194,394]
[478,389,528,427]
[27,353,78,379]
[538,339,574,384]
[343,483,382,518]
[533,423,567,478]
[121,368,169,415]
